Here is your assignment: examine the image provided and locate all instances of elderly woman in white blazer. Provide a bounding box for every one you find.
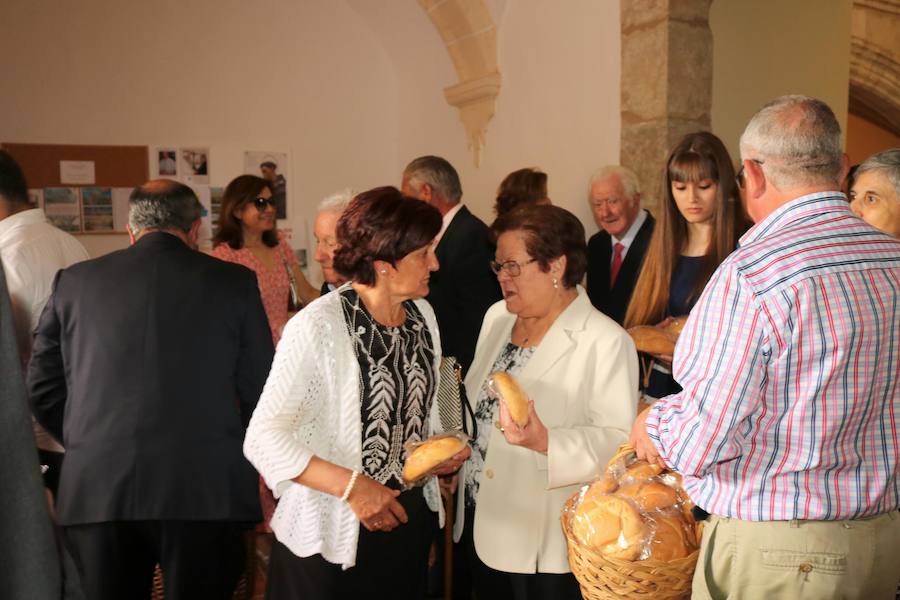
[460,205,638,600]
[244,187,470,600]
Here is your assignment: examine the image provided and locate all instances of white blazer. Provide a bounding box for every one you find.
[465,286,638,573]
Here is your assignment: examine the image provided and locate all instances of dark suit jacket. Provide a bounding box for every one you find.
[0,264,84,599]
[28,232,274,526]
[427,205,501,373]
[586,213,656,325]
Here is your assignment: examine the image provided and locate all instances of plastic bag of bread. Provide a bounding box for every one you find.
[486,371,529,427]
[627,315,688,356]
[401,431,469,485]
[566,446,698,562]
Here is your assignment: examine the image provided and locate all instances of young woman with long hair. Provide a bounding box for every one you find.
[624,131,751,399]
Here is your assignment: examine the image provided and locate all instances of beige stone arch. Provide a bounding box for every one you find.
[418,0,502,166]
[849,0,900,136]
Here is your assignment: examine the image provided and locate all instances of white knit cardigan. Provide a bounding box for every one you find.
[243,285,444,569]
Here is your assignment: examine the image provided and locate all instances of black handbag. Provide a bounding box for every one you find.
[436,356,477,440]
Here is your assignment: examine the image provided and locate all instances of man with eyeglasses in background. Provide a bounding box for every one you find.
[312,188,354,295]
[585,165,655,325]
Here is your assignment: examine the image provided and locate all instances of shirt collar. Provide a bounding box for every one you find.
[435,203,463,246]
[0,208,47,239]
[611,208,648,249]
[739,191,848,247]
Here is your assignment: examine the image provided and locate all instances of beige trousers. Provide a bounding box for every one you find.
[691,511,900,600]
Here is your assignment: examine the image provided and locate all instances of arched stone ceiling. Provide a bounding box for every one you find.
[418,0,502,166]
[849,0,900,136]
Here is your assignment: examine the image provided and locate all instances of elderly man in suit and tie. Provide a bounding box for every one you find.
[585,165,655,325]
[28,179,274,600]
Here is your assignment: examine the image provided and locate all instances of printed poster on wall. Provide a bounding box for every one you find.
[244,150,288,219]
[43,187,81,233]
[179,147,209,185]
[81,187,114,232]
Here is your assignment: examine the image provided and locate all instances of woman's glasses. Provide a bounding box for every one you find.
[489,258,537,277]
[252,196,277,211]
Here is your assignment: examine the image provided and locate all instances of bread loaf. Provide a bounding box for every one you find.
[665,316,688,337]
[627,326,677,355]
[617,481,679,512]
[572,493,646,561]
[491,372,530,427]
[402,435,467,483]
[624,461,664,481]
[646,513,695,561]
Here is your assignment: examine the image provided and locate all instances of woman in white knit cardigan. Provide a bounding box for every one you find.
[244,187,470,599]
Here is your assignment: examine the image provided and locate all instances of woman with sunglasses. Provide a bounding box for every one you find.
[624,131,751,400]
[212,175,320,540]
[212,174,319,347]
[457,204,638,600]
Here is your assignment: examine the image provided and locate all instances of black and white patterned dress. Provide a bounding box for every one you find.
[340,287,437,490]
[464,340,535,506]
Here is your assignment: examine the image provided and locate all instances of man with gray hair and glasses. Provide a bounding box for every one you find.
[28,179,274,600]
[850,148,900,239]
[313,188,354,295]
[631,95,900,599]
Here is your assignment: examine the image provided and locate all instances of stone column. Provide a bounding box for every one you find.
[620,0,713,211]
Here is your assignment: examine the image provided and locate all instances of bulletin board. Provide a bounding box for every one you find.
[0,142,149,234]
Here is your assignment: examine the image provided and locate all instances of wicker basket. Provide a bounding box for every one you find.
[560,445,702,600]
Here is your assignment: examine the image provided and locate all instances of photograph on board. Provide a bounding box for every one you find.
[244,150,287,219]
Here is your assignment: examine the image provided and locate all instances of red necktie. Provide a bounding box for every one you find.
[610,242,624,287]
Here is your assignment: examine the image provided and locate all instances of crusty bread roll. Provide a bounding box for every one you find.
[491,372,529,427]
[572,494,646,561]
[646,513,695,561]
[627,326,677,355]
[617,481,679,512]
[665,316,688,337]
[624,461,664,482]
[402,435,467,483]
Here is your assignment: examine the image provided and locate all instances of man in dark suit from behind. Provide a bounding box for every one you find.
[401,156,500,374]
[586,165,655,324]
[28,180,274,600]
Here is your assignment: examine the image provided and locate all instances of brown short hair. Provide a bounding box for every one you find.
[212,175,276,249]
[495,168,548,217]
[333,186,442,286]
[491,205,587,288]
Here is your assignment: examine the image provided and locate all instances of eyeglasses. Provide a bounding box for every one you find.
[591,197,624,210]
[252,196,277,211]
[489,258,537,277]
[735,159,765,189]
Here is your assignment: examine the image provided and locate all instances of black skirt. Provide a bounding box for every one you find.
[265,487,435,600]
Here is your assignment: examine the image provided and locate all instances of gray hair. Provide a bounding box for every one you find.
[128,179,202,234]
[856,148,900,196]
[589,165,641,200]
[402,155,462,204]
[317,187,355,214]
[739,95,843,190]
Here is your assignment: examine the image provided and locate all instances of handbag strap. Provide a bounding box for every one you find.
[280,247,302,308]
[436,356,477,440]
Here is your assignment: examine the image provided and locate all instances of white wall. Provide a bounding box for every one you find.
[1,0,622,279]
[352,0,620,234]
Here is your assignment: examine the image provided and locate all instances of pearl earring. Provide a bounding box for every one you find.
[552,277,559,289]
[379,269,387,274]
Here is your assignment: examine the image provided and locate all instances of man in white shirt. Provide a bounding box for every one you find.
[0,150,89,493]
[585,165,655,324]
